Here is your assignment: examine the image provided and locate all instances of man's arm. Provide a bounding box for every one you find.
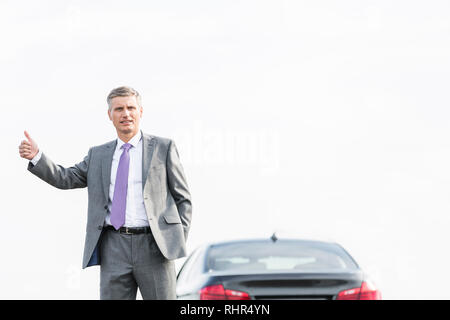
[28,150,91,189]
[166,140,192,241]
[30,149,42,166]
[20,130,90,189]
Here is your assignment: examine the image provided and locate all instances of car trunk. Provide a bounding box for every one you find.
[218,271,363,300]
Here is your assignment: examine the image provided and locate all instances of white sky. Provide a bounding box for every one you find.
[1,0,450,299]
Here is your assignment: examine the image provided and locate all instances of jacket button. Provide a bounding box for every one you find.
[97,226,103,230]
[104,205,108,210]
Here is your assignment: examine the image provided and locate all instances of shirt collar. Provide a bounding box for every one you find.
[117,130,142,150]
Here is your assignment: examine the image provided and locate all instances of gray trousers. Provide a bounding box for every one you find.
[99,228,176,300]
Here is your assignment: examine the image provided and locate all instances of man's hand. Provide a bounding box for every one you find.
[19,130,39,160]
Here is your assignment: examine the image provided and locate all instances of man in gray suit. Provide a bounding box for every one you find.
[18,86,192,300]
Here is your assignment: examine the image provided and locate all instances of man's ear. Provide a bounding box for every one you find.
[107,108,112,120]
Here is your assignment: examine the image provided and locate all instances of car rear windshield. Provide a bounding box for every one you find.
[206,240,358,273]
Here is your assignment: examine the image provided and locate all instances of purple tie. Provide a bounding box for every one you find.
[110,143,132,230]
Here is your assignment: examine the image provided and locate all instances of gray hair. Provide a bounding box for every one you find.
[107,86,142,110]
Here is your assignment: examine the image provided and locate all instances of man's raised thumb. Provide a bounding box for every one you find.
[24,130,33,143]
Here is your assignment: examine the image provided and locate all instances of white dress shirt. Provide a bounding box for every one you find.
[30,150,42,166]
[105,130,149,227]
[31,130,149,228]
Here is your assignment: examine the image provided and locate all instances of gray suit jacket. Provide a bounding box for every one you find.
[28,132,192,269]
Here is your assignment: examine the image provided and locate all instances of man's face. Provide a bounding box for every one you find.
[108,95,143,137]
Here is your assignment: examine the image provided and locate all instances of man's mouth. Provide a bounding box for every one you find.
[120,120,133,125]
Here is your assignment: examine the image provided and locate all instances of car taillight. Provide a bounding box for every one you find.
[336,281,382,300]
[199,284,251,300]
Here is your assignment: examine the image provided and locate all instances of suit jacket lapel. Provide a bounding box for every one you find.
[102,140,117,202]
[142,132,156,191]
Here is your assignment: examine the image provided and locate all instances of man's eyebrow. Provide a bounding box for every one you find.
[113,105,136,110]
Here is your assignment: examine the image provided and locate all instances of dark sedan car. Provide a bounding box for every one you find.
[176,236,381,300]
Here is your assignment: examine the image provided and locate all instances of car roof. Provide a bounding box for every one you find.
[190,237,361,273]
[204,237,340,248]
